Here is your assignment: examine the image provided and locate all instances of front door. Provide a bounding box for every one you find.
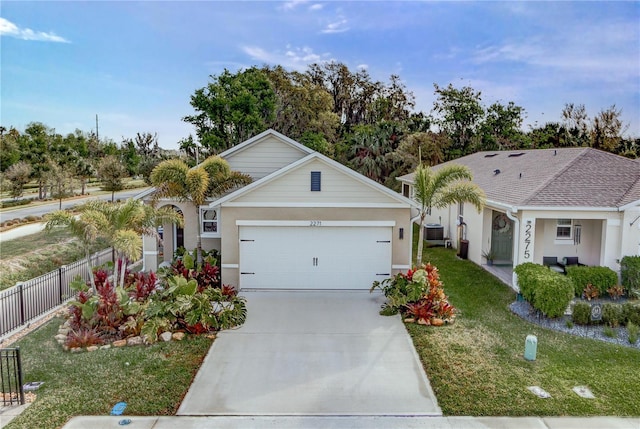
[491,211,513,263]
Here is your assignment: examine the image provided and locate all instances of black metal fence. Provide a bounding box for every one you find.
[0,248,113,338]
[0,347,24,406]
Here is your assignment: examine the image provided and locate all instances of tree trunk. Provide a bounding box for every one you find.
[119,258,127,289]
[416,213,426,264]
[195,205,203,264]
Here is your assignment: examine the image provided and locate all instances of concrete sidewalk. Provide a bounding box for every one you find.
[61,415,640,428]
[178,290,441,416]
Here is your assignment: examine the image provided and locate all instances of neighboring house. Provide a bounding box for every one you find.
[142,129,416,290]
[397,148,640,286]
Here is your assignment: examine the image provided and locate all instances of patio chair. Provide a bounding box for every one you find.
[562,256,585,268]
[542,256,566,274]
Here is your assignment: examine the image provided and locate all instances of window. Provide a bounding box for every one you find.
[402,183,410,198]
[556,219,572,239]
[202,209,219,234]
[311,171,321,191]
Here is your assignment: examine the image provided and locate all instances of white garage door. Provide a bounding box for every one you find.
[239,226,392,289]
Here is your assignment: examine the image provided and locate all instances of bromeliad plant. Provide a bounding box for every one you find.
[159,248,221,291]
[371,263,456,325]
[62,253,246,348]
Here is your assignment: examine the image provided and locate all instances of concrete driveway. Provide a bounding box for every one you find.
[177,290,441,416]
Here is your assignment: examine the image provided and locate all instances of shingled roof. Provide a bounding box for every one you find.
[397,148,640,209]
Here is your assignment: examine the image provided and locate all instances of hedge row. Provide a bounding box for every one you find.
[621,255,640,296]
[572,301,640,327]
[514,262,574,318]
[566,265,618,296]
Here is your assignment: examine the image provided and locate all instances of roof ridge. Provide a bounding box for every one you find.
[521,148,589,205]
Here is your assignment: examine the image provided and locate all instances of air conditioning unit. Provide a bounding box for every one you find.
[425,223,444,241]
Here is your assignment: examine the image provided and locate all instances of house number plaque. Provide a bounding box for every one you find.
[309,221,322,227]
[523,219,534,260]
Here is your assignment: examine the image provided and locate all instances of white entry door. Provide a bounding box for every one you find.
[239,226,392,289]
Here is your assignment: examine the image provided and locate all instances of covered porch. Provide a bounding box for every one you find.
[481,263,514,289]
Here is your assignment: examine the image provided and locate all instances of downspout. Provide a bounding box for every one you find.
[505,207,519,290]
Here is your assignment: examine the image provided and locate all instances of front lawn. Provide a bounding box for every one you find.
[409,247,640,416]
[5,319,212,429]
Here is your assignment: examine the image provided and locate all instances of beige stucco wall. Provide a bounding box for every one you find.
[220,206,412,288]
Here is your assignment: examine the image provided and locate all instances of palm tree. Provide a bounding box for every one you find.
[413,163,486,264]
[44,208,110,293]
[79,199,183,288]
[150,156,251,261]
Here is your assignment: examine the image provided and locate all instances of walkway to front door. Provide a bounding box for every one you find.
[177,290,441,416]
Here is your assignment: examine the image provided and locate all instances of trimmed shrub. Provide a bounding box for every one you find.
[622,302,640,326]
[514,262,574,318]
[566,265,618,296]
[514,262,542,303]
[0,199,32,209]
[572,301,592,325]
[602,303,623,327]
[534,277,574,318]
[620,255,640,297]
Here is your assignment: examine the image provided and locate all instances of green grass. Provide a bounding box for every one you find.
[408,246,640,416]
[5,318,213,429]
[0,229,108,290]
[0,229,74,260]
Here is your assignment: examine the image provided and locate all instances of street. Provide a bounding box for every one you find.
[0,188,151,223]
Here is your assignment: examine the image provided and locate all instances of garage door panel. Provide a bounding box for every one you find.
[239,226,391,290]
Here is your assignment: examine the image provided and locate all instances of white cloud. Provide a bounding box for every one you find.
[309,4,323,11]
[357,64,368,70]
[470,20,639,85]
[280,0,309,11]
[322,17,349,34]
[242,45,331,70]
[0,17,70,43]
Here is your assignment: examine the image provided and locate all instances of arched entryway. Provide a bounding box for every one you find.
[157,205,184,264]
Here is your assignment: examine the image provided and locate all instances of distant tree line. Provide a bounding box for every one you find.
[0,124,173,200]
[2,61,637,197]
[182,63,638,190]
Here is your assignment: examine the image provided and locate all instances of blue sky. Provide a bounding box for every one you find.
[2,1,638,150]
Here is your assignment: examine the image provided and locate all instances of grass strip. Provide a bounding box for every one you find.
[5,318,212,429]
[0,230,107,290]
[409,246,640,416]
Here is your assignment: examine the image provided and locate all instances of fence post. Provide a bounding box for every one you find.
[16,347,25,405]
[17,282,25,327]
[58,265,66,304]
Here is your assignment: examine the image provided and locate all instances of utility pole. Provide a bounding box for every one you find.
[96,114,99,142]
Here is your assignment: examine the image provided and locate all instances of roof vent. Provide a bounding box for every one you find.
[508,153,525,157]
[494,169,501,175]
[484,153,498,158]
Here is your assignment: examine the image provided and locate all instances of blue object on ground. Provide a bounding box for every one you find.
[118,419,131,425]
[110,402,127,416]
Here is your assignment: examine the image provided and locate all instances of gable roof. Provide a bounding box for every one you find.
[398,148,640,209]
[209,151,417,208]
[217,128,314,160]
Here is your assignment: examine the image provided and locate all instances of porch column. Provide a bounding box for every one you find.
[142,233,158,272]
